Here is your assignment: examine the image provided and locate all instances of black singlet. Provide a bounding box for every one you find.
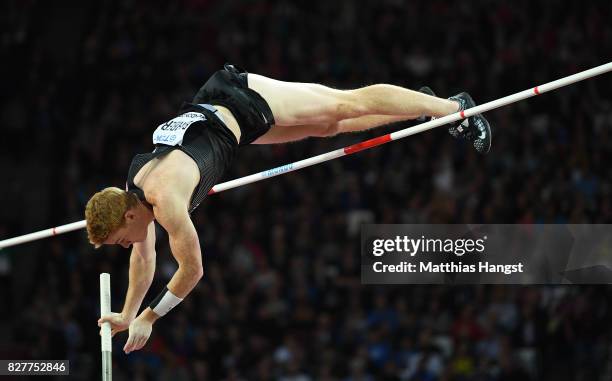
[126,103,238,213]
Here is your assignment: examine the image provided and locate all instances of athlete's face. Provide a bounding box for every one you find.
[104,209,149,248]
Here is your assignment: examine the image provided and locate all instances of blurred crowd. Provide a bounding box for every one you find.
[1,0,612,379]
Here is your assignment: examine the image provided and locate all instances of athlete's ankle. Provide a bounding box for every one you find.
[452,100,461,112]
[436,99,461,117]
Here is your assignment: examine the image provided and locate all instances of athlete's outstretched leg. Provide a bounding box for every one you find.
[248,74,458,126]
[249,74,492,153]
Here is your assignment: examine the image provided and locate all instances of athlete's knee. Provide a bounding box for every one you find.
[323,122,341,137]
[310,122,340,138]
[330,90,367,120]
[348,85,396,115]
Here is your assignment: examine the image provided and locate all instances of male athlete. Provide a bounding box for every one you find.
[89,64,491,353]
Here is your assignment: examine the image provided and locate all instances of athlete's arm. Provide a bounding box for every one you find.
[155,195,203,297]
[121,221,157,320]
[137,193,203,322]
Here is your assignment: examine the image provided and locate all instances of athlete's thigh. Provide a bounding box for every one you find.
[248,74,352,126]
[252,123,329,145]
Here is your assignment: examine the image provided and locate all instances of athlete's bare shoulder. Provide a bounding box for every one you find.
[134,150,200,207]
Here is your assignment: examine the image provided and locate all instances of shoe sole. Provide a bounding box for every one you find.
[454,92,492,154]
[461,92,492,154]
[473,114,492,154]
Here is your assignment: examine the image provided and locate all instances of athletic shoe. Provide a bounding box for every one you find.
[448,92,492,154]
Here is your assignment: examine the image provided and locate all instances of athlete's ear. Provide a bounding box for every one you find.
[124,209,137,221]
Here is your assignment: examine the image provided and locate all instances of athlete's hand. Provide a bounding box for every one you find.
[123,313,155,354]
[98,312,132,337]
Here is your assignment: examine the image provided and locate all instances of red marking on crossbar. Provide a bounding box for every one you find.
[52,227,57,236]
[534,86,540,95]
[208,189,216,195]
[344,134,392,155]
[460,110,465,118]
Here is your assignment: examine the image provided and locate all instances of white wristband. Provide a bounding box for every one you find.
[150,287,183,317]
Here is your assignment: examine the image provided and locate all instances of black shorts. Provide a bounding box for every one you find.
[191,64,275,146]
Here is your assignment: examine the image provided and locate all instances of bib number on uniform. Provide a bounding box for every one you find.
[152,112,207,146]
